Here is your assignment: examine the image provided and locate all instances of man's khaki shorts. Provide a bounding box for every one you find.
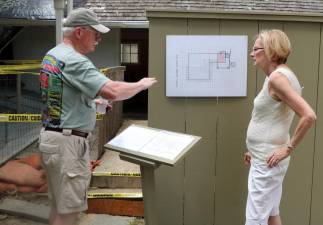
[39,128,91,214]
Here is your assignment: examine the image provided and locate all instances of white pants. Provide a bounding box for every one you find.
[245,158,289,225]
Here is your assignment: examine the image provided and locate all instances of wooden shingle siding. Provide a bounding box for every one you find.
[86,0,323,21]
[1,0,323,22]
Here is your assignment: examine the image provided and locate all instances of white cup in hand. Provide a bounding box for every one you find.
[96,99,110,114]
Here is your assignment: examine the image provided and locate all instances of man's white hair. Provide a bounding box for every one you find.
[63,27,75,37]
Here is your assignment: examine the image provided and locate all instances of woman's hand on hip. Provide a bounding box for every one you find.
[267,147,290,168]
[244,151,251,166]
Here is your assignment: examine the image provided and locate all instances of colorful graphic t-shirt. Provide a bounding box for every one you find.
[40,43,109,132]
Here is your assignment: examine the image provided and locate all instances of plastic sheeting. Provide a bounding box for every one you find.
[0,0,87,20]
[0,0,55,20]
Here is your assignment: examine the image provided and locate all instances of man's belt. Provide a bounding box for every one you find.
[44,127,88,138]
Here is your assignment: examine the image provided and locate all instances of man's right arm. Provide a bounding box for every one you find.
[97,77,157,101]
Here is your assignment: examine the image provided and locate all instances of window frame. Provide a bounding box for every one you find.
[120,42,140,65]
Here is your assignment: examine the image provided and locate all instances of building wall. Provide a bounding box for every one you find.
[12,26,55,93]
[12,26,120,93]
[87,28,121,68]
[148,12,322,225]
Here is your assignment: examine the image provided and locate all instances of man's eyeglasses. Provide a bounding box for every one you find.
[80,27,101,39]
[252,47,264,52]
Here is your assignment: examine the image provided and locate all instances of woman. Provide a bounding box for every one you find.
[244,29,316,225]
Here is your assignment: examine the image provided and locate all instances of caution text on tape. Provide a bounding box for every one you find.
[87,192,143,199]
[0,113,104,122]
[92,171,141,177]
[0,114,41,122]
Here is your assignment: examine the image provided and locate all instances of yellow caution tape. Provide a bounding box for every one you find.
[92,171,141,177]
[0,65,108,76]
[96,113,104,120]
[0,62,41,75]
[87,192,143,199]
[0,113,104,122]
[0,60,41,64]
[0,71,40,75]
[100,68,109,73]
[0,64,41,70]
[0,60,108,77]
[0,114,41,122]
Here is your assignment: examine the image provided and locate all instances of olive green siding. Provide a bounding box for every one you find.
[311,25,323,225]
[148,11,322,225]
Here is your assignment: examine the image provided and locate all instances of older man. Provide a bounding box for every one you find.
[39,8,156,225]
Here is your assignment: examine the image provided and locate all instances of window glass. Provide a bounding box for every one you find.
[121,43,139,64]
[123,53,130,63]
[122,44,130,54]
[131,54,138,63]
[131,44,138,53]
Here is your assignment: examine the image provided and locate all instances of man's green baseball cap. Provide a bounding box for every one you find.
[63,8,110,33]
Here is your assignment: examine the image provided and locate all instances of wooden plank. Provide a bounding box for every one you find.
[307,23,323,225]
[213,20,258,225]
[183,18,220,225]
[184,138,216,225]
[148,17,186,132]
[87,198,144,217]
[280,22,320,225]
[148,17,187,225]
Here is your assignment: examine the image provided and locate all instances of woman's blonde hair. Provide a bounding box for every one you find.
[258,29,291,64]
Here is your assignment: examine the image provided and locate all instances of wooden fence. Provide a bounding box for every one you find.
[94,66,125,159]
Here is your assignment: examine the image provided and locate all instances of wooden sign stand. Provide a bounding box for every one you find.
[105,125,201,225]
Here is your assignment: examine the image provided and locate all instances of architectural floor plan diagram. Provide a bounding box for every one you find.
[166,35,248,97]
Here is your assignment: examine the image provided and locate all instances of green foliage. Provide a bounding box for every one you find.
[128,218,144,225]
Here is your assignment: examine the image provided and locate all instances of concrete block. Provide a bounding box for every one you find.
[0,198,49,223]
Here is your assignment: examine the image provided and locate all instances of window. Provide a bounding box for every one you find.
[121,43,139,64]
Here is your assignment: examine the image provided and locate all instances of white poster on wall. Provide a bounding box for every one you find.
[166,35,248,97]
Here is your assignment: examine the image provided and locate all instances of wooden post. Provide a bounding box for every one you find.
[53,0,64,44]
[16,74,21,113]
[140,165,158,225]
[118,154,159,225]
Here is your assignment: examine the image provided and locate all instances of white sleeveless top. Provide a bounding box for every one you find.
[246,67,302,164]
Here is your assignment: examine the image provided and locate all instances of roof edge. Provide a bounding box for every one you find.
[102,20,149,28]
[0,18,149,28]
[0,18,55,26]
[146,9,323,23]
